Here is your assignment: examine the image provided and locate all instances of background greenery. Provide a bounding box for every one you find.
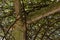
[0,0,60,40]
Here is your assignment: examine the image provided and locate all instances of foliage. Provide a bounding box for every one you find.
[0,0,60,40]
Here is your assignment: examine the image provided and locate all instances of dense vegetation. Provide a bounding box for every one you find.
[0,0,60,40]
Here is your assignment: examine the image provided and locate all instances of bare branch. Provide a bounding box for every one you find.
[27,7,60,24]
[13,0,21,17]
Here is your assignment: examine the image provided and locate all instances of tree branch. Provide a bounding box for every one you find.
[13,0,21,17]
[27,7,60,24]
